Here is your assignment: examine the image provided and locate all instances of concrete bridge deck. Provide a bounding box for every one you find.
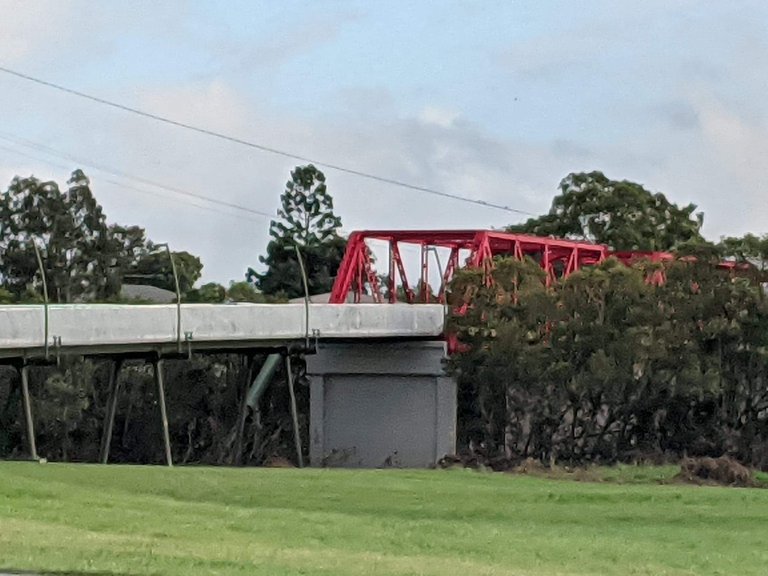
[0,303,446,360]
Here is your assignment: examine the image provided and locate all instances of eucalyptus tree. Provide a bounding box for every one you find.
[0,170,115,302]
[509,171,704,251]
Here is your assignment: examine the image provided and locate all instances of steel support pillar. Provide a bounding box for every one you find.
[99,358,124,464]
[153,358,173,467]
[19,364,39,461]
[285,354,304,468]
[234,354,257,466]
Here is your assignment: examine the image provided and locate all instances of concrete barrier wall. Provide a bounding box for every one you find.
[307,341,456,468]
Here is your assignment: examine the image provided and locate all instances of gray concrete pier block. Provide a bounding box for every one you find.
[307,341,456,468]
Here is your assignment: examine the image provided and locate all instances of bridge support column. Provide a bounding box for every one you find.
[99,358,124,464]
[233,354,257,466]
[19,364,39,461]
[285,354,304,468]
[153,358,173,467]
[307,341,456,468]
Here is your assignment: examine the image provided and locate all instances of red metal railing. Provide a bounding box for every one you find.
[330,229,747,304]
[331,230,609,304]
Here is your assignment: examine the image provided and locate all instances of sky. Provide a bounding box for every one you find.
[0,0,766,284]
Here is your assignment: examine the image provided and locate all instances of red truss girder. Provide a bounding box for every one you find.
[611,251,746,285]
[330,229,752,304]
[329,230,608,304]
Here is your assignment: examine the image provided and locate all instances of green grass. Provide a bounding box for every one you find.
[1,462,767,575]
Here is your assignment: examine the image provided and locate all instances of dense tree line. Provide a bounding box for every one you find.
[451,172,768,470]
[0,170,205,303]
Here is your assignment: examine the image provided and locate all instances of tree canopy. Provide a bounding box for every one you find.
[0,171,115,302]
[0,170,202,303]
[448,255,768,468]
[128,246,202,295]
[251,165,346,299]
[448,171,768,467]
[509,171,705,251]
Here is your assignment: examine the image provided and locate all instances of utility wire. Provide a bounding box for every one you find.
[0,132,273,220]
[0,142,268,223]
[0,64,536,217]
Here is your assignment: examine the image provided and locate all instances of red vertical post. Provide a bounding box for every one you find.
[392,244,414,303]
[421,243,429,303]
[363,245,383,302]
[330,233,362,303]
[388,239,396,303]
[439,247,459,303]
[566,247,578,276]
[355,249,365,302]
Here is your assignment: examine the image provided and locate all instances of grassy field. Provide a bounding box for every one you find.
[1,462,767,575]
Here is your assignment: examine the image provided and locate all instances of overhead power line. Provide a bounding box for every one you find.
[0,64,536,217]
[0,132,273,220]
[0,141,269,223]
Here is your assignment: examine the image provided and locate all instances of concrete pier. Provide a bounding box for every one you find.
[307,341,456,468]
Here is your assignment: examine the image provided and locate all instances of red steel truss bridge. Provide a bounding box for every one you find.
[329,229,744,304]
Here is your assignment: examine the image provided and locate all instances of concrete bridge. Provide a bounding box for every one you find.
[0,303,455,468]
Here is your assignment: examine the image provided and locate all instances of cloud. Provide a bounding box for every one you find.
[696,99,767,180]
[2,1,768,287]
[501,35,603,81]
[208,10,361,77]
[11,67,763,285]
[693,98,768,233]
[94,81,561,281]
[593,92,767,240]
[0,0,79,64]
[16,76,571,283]
[648,101,700,132]
[418,106,460,129]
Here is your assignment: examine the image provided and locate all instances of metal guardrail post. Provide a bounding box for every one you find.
[160,244,183,355]
[31,241,49,360]
[293,244,311,350]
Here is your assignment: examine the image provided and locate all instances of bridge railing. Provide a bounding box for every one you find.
[329,229,755,305]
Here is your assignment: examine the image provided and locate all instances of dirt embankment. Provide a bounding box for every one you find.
[439,453,766,488]
[678,456,757,487]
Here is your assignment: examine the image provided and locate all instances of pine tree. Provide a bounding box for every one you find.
[251,165,345,298]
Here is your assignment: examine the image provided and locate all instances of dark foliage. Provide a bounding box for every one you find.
[251,165,345,299]
[448,255,768,470]
[0,354,308,466]
[509,171,705,251]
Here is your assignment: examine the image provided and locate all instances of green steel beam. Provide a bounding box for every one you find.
[245,353,282,409]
